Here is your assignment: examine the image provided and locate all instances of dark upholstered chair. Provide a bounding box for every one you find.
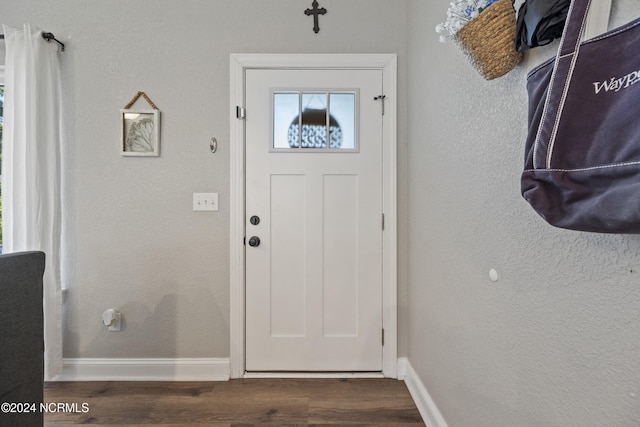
[0,251,45,427]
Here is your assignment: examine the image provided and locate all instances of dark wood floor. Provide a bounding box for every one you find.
[44,378,425,426]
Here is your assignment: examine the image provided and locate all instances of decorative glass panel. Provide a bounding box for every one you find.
[273,93,300,149]
[300,93,329,148]
[272,90,357,151]
[329,93,355,149]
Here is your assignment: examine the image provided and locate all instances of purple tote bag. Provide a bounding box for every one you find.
[521,0,640,233]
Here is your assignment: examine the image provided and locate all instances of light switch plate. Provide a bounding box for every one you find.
[193,193,219,211]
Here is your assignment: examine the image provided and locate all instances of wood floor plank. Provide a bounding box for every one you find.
[151,397,309,424]
[43,379,425,426]
[309,397,424,424]
[45,425,231,427]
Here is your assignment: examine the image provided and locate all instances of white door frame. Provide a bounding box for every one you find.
[229,53,397,378]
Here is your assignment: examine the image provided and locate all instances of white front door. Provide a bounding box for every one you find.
[245,68,384,372]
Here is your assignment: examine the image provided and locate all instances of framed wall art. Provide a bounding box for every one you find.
[121,91,161,157]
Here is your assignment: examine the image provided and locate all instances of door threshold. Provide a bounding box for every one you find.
[243,371,385,379]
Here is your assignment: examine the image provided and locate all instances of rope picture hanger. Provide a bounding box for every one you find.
[124,91,159,110]
[120,91,161,157]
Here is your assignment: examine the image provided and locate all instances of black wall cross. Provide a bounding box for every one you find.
[305,0,327,34]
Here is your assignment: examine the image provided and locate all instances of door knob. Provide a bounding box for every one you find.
[248,236,261,247]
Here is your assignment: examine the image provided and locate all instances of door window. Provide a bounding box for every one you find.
[272,90,357,152]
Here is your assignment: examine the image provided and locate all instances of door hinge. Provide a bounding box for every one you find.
[382,328,385,346]
[236,106,246,119]
[382,213,385,231]
[374,95,386,115]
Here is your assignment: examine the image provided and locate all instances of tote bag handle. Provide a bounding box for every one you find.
[532,0,605,169]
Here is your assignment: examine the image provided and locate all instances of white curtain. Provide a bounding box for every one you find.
[2,24,62,380]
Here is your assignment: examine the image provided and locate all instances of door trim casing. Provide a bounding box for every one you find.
[230,54,397,378]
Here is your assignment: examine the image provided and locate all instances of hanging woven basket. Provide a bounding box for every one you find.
[454,0,523,80]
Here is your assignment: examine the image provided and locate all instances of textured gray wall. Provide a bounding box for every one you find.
[0,0,408,359]
[407,0,640,425]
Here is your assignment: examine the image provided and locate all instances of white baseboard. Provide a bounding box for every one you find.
[54,358,230,381]
[401,358,449,427]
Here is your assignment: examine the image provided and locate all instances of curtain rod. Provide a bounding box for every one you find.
[0,32,65,52]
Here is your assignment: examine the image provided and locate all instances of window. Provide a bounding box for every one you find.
[272,90,358,152]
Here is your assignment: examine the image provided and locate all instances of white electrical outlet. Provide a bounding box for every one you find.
[193,193,219,211]
[102,309,122,332]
